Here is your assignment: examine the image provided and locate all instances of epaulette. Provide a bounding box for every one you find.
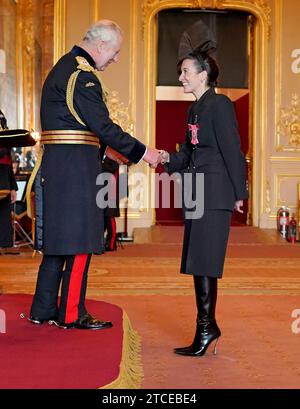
[66,56,109,126]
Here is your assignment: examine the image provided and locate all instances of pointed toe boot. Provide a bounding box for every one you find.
[174,276,221,357]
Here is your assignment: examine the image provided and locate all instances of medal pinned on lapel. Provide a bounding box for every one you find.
[188,123,200,145]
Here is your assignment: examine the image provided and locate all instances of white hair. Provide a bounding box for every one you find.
[83,20,122,45]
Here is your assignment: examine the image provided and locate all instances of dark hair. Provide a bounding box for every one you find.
[177,51,219,87]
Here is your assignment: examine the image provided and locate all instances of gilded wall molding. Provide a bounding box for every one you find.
[106,90,134,134]
[142,0,271,39]
[245,154,253,225]
[274,0,282,152]
[17,0,35,130]
[270,156,300,162]
[1,0,18,128]
[41,0,55,83]
[269,1,300,224]
[129,0,138,135]
[275,174,300,209]
[276,94,300,152]
[15,0,54,130]
[53,0,66,63]
[91,0,100,22]
[142,0,271,226]
[265,180,271,214]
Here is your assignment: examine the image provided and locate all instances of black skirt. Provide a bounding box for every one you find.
[180,209,232,278]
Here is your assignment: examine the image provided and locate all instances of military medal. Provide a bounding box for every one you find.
[188,115,200,145]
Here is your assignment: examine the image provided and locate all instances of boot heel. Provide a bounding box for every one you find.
[212,337,219,355]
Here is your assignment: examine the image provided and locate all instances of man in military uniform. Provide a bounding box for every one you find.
[28,20,161,329]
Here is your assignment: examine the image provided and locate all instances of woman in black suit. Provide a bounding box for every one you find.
[160,50,248,357]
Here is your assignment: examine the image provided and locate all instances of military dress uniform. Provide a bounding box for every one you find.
[166,87,248,278]
[29,46,146,327]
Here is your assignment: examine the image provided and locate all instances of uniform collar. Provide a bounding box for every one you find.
[196,87,215,104]
[70,45,96,68]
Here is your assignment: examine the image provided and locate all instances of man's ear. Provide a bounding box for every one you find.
[97,40,105,53]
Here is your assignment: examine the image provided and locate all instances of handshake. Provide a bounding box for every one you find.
[143,148,170,169]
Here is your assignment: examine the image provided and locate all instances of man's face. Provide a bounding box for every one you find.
[95,34,123,71]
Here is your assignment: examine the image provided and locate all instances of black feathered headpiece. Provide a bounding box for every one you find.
[178,19,217,62]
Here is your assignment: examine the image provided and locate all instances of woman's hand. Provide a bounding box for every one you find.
[234,200,244,213]
[159,150,170,165]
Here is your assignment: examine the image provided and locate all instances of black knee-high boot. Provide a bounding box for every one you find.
[174,276,221,356]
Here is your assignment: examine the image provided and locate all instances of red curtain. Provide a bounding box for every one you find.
[155,101,190,225]
[155,94,249,225]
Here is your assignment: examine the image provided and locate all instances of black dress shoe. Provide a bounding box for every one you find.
[28,315,56,325]
[57,313,113,330]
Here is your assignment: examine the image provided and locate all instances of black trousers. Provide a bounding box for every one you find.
[30,253,91,323]
[0,196,13,248]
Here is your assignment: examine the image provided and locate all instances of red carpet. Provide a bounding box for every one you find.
[0,294,142,389]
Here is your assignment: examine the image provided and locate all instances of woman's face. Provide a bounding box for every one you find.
[179,59,207,96]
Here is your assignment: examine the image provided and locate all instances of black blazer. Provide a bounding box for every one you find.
[166,88,248,211]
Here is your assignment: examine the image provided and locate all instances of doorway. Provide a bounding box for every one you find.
[155,9,253,226]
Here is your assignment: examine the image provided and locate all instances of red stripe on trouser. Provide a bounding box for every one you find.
[110,218,117,249]
[65,254,88,323]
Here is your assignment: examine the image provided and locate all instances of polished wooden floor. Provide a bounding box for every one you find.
[1,226,300,388]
